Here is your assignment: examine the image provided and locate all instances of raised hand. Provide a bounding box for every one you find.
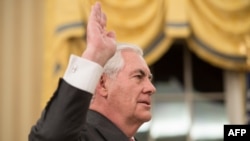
[82,2,116,67]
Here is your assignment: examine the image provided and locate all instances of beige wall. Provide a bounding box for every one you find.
[0,0,44,141]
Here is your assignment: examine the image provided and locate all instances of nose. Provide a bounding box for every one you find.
[143,79,156,95]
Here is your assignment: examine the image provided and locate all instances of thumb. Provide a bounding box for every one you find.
[107,31,116,39]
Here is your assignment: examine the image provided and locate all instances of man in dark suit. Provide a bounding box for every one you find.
[29,2,156,141]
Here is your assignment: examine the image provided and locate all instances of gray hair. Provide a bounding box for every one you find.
[103,43,143,79]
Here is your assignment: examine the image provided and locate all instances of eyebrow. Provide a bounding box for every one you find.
[134,69,153,81]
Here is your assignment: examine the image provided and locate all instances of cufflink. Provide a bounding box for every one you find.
[71,65,77,73]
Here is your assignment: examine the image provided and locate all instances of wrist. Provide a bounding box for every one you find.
[81,48,107,67]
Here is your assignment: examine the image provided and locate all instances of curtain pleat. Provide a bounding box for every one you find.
[43,0,250,109]
[43,0,174,106]
[187,0,250,71]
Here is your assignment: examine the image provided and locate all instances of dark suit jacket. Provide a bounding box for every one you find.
[29,79,130,141]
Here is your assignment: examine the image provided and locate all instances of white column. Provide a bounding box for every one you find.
[224,70,247,124]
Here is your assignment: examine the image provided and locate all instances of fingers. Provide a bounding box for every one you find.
[100,12,107,28]
[107,31,116,39]
[90,3,100,22]
[94,2,101,21]
[106,31,116,45]
[89,2,106,28]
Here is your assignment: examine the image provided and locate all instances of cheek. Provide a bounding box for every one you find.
[109,84,137,106]
[107,78,142,106]
[108,83,126,103]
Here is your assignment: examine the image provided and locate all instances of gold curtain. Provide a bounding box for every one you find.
[98,0,173,65]
[43,0,250,106]
[43,0,173,107]
[187,0,250,71]
[165,0,190,38]
[43,0,88,107]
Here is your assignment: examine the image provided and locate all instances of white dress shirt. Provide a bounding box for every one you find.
[63,54,104,94]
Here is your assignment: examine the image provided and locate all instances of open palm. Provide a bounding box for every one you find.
[83,2,116,66]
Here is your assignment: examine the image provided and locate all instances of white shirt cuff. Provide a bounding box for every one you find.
[63,54,103,94]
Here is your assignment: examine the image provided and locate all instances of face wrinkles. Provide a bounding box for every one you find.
[107,50,155,122]
[130,69,153,84]
[128,64,155,123]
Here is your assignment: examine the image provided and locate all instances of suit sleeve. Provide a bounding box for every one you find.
[29,55,104,141]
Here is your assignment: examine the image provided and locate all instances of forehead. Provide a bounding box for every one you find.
[120,50,151,73]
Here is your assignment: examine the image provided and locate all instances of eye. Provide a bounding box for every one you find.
[131,70,146,81]
[149,76,153,82]
[136,75,142,79]
[135,74,143,79]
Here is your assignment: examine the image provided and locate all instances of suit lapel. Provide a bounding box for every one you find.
[87,110,129,141]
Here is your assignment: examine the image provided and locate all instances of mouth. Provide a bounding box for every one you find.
[138,100,151,106]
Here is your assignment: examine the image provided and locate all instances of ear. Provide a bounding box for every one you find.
[96,74,109,97]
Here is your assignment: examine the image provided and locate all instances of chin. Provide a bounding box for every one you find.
[138,112,152,122]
